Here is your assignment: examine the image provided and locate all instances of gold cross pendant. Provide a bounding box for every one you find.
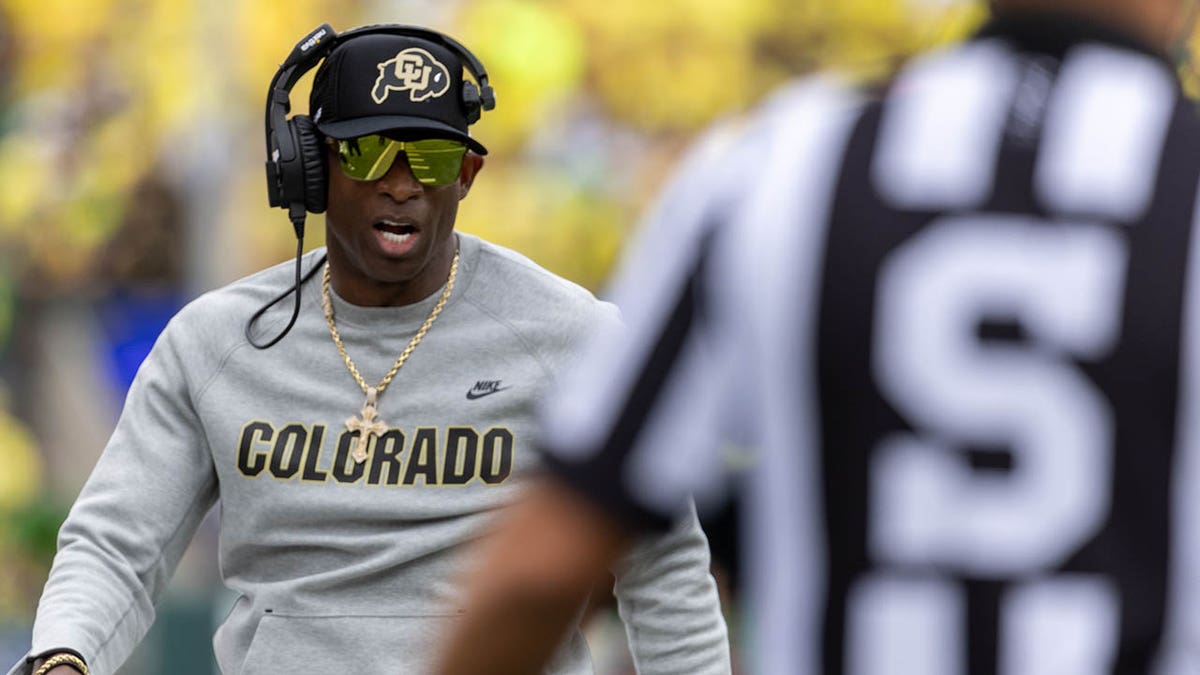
[346,387,389,464]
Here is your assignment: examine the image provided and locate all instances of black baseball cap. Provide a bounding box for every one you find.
[310,33,488,155]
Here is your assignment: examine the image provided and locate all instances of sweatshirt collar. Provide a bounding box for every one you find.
[317,233,479,331]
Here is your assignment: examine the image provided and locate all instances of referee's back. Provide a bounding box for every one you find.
[432,2,1200,674]
[813,13,1200,675]
[533,4,1200,675]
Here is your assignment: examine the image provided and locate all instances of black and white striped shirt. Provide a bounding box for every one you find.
[541,13,1200,675]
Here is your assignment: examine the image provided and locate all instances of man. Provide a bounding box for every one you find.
[11,26,730,675]
[436,0,1200,673]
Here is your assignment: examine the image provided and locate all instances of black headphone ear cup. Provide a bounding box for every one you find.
[462,81,482,125]
[292,115,328,214]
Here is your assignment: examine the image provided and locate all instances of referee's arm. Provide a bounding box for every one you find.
[437,479,632,675]
[435,120,751,675]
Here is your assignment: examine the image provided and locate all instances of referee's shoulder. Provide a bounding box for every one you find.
[676,74,869,217]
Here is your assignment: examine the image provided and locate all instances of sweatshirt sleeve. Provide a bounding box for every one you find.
[611,501,732,675]
[8,314,220,675]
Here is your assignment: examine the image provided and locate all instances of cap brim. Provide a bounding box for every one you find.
[317,116,488,155]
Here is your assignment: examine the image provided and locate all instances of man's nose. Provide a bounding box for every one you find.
[376,153,424,202]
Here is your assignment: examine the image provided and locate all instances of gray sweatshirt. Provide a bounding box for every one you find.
[10,234,730,675]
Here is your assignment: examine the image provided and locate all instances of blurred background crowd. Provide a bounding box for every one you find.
[0,0,1129,671]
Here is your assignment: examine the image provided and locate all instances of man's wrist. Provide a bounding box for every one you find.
[31,652,88,675]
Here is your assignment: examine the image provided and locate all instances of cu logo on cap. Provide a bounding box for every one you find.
[372,48,451,104]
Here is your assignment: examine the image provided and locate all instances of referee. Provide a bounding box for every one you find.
[437,0,1200,673]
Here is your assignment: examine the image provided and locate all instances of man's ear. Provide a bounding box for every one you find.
[458,152,485,200]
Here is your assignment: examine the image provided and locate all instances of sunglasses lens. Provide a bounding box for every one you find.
[402,139,468,186]
[335,136,467,185]
[336,136,398,181]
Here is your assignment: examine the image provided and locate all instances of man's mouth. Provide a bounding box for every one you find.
[374,220,418,247]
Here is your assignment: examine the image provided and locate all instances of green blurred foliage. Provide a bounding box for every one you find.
[5,502,65,567]
[0,407,51,618]
[0,408,39,513]
[3,0,1198,292]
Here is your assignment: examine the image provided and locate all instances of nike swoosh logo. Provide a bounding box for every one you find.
[466,387,510,400]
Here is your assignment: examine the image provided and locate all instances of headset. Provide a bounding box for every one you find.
[265,23,496,232]
[248,23,496,349]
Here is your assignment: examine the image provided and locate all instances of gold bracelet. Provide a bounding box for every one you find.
[33,653,88,675]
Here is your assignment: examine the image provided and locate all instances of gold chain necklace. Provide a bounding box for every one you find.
[321,249,460,464]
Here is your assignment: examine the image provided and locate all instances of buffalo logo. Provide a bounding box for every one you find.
[372,48,452,105]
